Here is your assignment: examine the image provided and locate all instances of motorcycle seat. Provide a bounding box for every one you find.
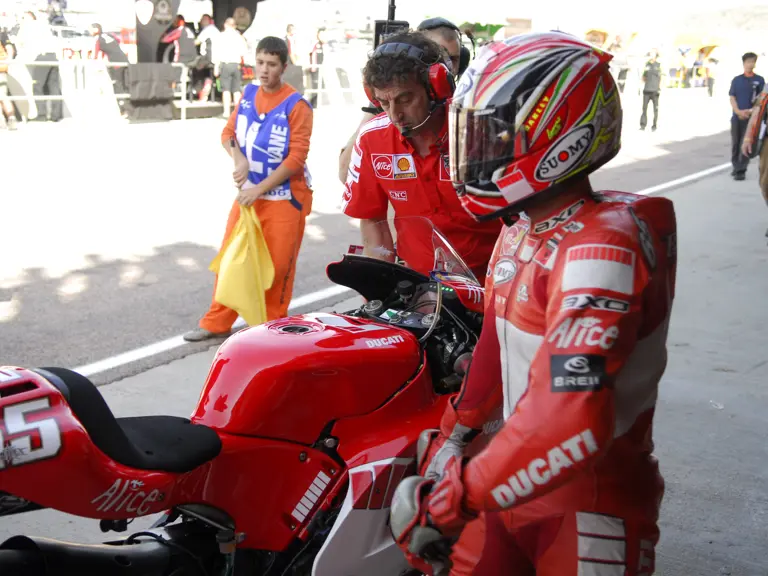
[34,367,222,474]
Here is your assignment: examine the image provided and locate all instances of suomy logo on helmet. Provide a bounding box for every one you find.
[535,125,595,182]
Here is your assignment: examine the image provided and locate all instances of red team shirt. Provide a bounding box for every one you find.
[342,113,502,279]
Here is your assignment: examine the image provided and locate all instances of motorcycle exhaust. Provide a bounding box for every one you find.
[0,534,173,575]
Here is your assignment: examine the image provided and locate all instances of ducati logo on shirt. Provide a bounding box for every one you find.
[394,154,417,179]
[439,154,451,181]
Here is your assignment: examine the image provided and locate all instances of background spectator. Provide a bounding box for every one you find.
[16,11,62,122]
[0,29,17,130]
[641,49,662,132]
[193,14,219,101]
[307,27,325,108]
[46,0,66,26]
[729,52,765,181]
[215,17,247,118]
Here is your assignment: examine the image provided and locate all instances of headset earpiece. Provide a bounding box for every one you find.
[363,81,380,109]
[427,61,455,102]
[458,46,471,76]
[366,40,456,107]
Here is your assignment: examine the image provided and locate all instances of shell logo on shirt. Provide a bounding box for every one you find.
[372,154,418,180]
[394,155,417,179]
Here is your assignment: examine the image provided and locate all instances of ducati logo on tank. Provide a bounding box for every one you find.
[493,259,517,284]
[535,125,595,182]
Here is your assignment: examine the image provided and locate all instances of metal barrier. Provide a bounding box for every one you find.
[1,59,190,120]
[0,59,364,123]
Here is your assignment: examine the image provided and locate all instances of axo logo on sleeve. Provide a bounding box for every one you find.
[560,293,629,313]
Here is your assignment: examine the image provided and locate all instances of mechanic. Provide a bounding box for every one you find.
[391,32,678,576]
[341,31,501,280]
[184,36,313,342]
[337,18,465,185]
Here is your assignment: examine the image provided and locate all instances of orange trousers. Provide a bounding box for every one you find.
[200,195,312,333]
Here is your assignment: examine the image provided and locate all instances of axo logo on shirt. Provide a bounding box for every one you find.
[371,154,417,180]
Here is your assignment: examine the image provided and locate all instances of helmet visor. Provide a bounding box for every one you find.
[448,100,520,188]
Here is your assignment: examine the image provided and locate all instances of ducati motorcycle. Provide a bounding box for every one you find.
[0,217,487,576]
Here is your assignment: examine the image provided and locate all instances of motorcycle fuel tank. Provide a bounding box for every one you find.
[192,313,422,444]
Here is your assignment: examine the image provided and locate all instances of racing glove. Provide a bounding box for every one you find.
[391,457,478,574]
[418,397,481,481]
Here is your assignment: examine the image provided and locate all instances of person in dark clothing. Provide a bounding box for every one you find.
[47,0,66,26]
[640,50,662,131]
[308,27,325,108]
[729,52,765,180]
[707,57,718,97]
[90,23,129,96]
[161,15,197,65]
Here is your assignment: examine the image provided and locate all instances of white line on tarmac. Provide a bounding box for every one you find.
[73,284,353,377]
[636,162,731,196]
[73,161,733,378]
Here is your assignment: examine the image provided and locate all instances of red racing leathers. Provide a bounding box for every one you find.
[430,188,677,576]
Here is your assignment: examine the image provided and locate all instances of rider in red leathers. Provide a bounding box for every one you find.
[391,32,677,576]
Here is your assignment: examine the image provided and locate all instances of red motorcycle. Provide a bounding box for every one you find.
[0,217,486,576]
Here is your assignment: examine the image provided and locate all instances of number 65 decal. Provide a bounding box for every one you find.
[0,397,62,469]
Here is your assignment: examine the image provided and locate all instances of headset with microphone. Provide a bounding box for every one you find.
[416,17,476,77]
[363,40,456,137]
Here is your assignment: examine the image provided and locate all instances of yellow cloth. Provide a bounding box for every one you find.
[209,205,275,327]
